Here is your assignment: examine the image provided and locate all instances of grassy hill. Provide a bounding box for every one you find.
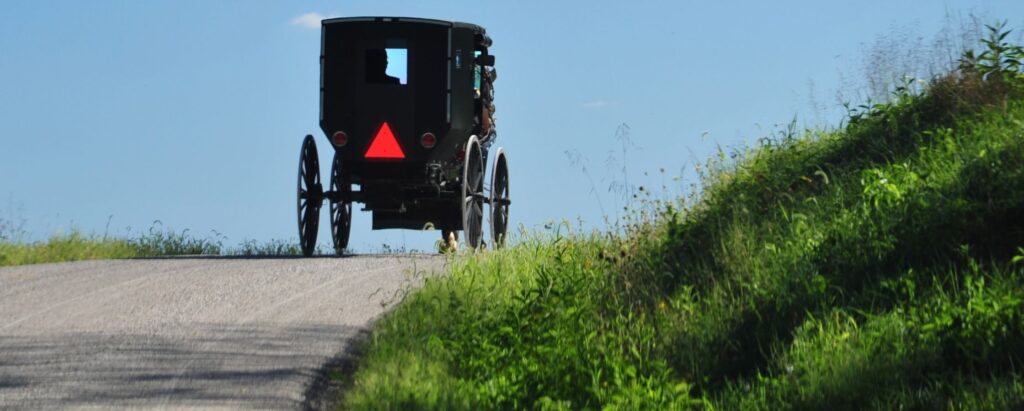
[342,27,1024,409]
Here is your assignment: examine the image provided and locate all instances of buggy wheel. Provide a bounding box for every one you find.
[489,148,510,248]
[461,136,485,249]
[297,135,322,257]
[329,152,351,256]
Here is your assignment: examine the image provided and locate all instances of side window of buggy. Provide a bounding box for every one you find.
[473,51,482,92]
[365,48,407,85]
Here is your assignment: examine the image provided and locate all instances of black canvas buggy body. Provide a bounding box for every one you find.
[296,17,510,256]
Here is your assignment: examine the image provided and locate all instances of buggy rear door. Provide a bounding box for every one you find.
[320,20,449,165]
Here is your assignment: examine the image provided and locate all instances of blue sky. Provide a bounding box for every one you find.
[2,1,1022,252]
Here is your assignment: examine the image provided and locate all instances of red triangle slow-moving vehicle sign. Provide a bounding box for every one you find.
[364,122,405,160]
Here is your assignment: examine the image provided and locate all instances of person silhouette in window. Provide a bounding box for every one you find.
[366,49,400,84]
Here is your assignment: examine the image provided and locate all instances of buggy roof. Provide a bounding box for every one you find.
[321,16,486,35]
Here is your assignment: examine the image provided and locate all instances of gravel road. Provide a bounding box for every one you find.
[0,255,444,410]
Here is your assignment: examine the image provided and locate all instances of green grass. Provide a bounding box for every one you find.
[0,226,224,267]
[341,28,1024,409]
[0,231,141,266]
[0,224,306,267]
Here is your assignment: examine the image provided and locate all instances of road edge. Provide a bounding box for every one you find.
[301,326,372,411]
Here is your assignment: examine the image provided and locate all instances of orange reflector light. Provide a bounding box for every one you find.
[364,122,405,160]
[420,132,436,148]
[332,131,348,147]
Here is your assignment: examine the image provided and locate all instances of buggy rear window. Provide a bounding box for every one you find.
[366,48,407,85]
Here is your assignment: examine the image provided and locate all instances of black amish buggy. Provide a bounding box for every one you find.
[295,17,510,256]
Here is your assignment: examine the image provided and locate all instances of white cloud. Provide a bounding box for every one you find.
[582,99,616,109]
[291,12,332,29]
